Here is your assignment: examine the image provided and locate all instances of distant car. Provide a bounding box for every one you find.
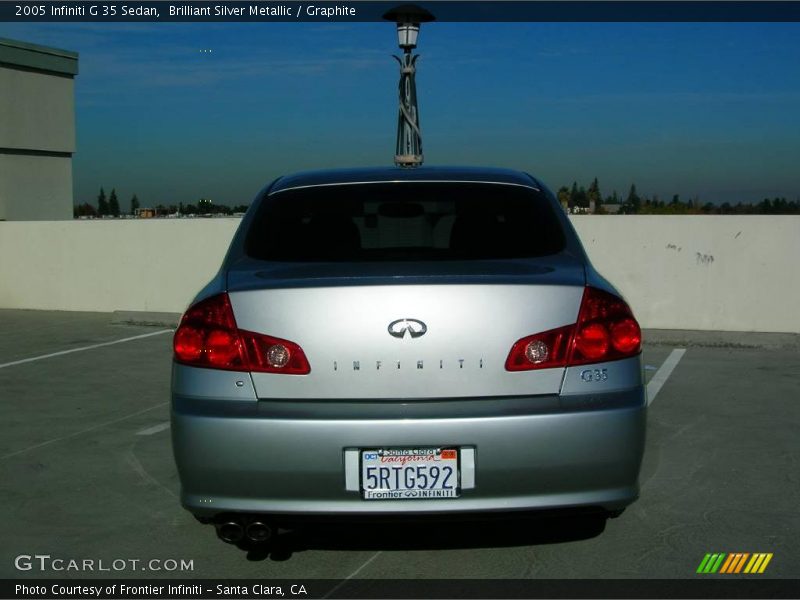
[171,166,646,545]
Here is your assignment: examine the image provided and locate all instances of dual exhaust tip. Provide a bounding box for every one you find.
[216,518,273,544]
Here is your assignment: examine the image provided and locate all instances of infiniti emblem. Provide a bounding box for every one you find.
[388,318,427,339]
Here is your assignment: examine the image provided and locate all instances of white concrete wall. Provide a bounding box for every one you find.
[571,216,800,332]
[0,216,798,332]
[0,219,239,313]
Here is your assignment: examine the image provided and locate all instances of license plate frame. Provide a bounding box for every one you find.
[359,447,460,500]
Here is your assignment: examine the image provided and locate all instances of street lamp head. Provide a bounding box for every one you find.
[382,4,435,50]
[396,22,420,50]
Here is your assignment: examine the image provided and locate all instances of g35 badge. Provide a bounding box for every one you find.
[580,368,608,382]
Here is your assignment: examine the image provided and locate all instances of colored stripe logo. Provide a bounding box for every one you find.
[697,553,773,574]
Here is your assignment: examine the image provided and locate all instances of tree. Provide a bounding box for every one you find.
[108,189,120,217]
[587,177,602,211]
[570,184,588,209]
[97,187,108,216]
[569,182,579,208]
[624,184,641,214]
[74,203,97,218]
[130,194,140,216]
[556,186,570,210]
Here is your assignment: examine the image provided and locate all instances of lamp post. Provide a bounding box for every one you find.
[383,4,435,168]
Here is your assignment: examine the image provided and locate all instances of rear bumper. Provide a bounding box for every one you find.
[172,388,646,517]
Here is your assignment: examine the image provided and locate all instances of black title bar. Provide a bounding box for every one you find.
[3,1,800,22]
[4,579,800,599]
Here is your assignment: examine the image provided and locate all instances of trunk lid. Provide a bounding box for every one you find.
[227,256,585,399]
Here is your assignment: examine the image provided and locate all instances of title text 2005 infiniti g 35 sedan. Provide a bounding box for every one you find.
[171,166,646,545]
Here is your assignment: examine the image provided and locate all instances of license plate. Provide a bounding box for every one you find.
[360,448,460,500]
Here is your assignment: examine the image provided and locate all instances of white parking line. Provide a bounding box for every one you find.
[1,403,168,460]
[125,449,178,499]
[0,329,172,370]
[136,421,171,436]
[647,349,686,405]
[323,551,383,598]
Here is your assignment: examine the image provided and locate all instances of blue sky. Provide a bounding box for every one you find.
[3,20,800,208]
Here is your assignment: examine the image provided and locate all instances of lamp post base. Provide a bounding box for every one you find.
[394,154,424,167]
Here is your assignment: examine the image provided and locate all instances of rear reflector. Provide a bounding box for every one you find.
[505,324,573,371]
[173,293,311,374]
[505,287,641,371]
[239,331,310,375]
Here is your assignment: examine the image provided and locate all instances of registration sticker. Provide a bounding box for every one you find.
[360,448,460,500]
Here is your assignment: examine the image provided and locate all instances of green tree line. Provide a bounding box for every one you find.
[74,188,249,218]
[557,180,800,215]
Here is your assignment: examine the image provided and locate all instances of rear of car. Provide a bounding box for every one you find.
[171,167,646,545]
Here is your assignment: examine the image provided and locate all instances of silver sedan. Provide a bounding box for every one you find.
[171,166,646,546]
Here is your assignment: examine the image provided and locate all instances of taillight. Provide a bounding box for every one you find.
[569,287,642,366]
[505,287,641,371]
[173,293,311,375]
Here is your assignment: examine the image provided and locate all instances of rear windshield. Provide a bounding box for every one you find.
[245,182,566,262]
